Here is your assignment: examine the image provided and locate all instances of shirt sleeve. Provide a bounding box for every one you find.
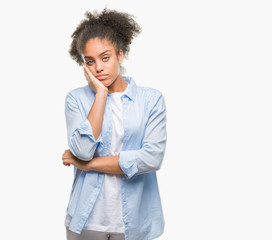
[64,92,103,161]
[118,92,167,179]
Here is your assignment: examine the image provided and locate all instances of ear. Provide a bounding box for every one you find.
[117,49,124,64]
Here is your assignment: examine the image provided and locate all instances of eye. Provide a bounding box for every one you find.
[86,60,94,65]
[102,56,109,61]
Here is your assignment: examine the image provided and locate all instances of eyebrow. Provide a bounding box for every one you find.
[84,50,111,59]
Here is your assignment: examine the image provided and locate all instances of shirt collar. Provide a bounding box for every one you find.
[122,76,137,102]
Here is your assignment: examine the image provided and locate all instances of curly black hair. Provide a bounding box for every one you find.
[69,8,142,66]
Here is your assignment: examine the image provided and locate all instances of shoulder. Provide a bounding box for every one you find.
[133,85,166,116]
[137,86,163,97]
[136,85,165,106]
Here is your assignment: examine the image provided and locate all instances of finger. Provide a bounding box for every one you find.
[63,149,73,157]
[62,155,72,160]
[84,70,90,82]
[63,153,73,159]
[63,160,71,166]
[83,67,92,80]
[83,65,96,80]
[62,155,71,161]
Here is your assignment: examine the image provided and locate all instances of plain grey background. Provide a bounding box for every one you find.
[0,0,271,239]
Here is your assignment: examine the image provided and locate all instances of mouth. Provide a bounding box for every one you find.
[96,74,109,80]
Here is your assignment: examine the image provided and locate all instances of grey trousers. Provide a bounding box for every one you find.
[66,227,125,240]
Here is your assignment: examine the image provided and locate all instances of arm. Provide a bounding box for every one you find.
[64,65,108,161]
[86,91,107,140]
[62,150,124,174]
[83,65,108,140]
[118,92,167,179]
[64,91,167,177]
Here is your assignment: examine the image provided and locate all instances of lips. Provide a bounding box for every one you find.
[96,74,109,80]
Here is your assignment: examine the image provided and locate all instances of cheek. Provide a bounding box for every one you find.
[108,62,119,74]
[114,61,120,72]
[113,66,120,77]
[92,67,100,76]
[86,66,94,73]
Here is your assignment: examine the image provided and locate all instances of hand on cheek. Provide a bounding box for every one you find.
[83,64,108,94]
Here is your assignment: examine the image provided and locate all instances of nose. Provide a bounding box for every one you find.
[95,61,103,73]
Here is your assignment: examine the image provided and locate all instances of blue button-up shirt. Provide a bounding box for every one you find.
[64,76,167,240]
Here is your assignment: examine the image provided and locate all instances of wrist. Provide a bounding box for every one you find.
[96,88,108,96]
[87,158,95,171]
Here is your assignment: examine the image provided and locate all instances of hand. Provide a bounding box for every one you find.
[62,149,91,171]
[83,64,108,94]
[62,149,76,167]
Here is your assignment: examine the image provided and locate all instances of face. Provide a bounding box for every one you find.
[83,37,123,88]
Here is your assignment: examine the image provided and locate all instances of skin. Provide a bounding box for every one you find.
[62,37,127,174]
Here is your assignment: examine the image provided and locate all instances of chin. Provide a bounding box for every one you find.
[102,78,115,87]
[101,82,112,89]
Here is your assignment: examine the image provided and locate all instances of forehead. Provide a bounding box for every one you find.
[83,37,116,56]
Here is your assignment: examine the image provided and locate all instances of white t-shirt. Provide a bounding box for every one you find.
[65,86,127,233]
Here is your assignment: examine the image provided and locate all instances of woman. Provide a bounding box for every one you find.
[62,8,167,240]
